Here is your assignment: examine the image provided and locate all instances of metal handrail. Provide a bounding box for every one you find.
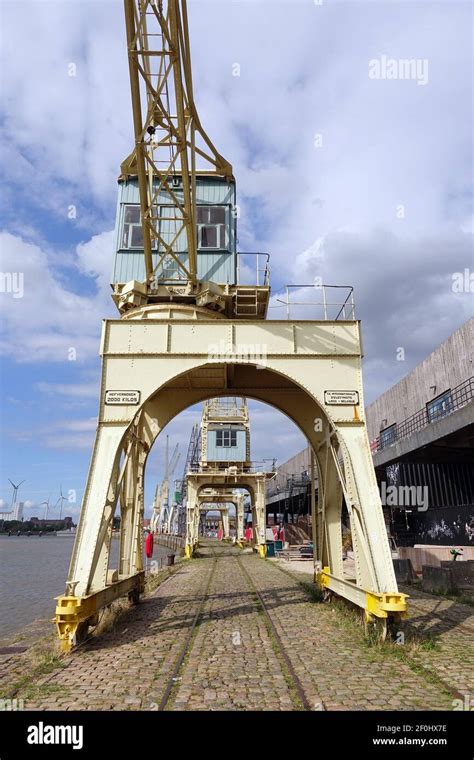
[267,284,355,321]
[236,252,270,286]
[372,376,474,454]
[188,462,276,475]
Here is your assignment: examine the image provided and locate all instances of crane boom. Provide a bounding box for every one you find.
[122,0,233,286]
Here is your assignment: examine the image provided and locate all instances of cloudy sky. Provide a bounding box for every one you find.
[0,0,472,519]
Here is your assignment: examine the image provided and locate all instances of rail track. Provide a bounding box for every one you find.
[156,540,314,711]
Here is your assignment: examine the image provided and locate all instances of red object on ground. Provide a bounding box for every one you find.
[244,527,252,542]
[145,531,154,559]
[217,528,224,541]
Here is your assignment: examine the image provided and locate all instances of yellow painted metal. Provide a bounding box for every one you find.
[317,566,331,588]
[122,0,232,287]
[55,572,145,651]
[317,566,407,620]
[366,591,409,619]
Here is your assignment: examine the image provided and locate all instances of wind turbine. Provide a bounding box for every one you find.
[41,496,52,520]
[55,486,67,520]
[8,478,25,509]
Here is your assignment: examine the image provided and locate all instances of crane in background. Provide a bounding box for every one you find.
[150,436,180,533]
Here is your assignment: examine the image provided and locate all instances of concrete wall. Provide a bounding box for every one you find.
[366,318,473,443]
[272,448,312,492]
[399,545,474,574]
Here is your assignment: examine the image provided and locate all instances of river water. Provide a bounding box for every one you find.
[0,535,173,638]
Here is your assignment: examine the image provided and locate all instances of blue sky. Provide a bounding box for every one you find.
[0,0,472,519]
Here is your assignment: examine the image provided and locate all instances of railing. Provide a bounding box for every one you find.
[154,534,184,553]
[205,398,246,417]
[188,461,277,475]
[267,474,311,500]
[267,284,355,320]
[372,376,474,454]
[236,252,270,286]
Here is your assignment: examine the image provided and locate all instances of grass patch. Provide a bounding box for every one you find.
[2,647,66,700]
[21,682,67,702]
[322,597,454,701]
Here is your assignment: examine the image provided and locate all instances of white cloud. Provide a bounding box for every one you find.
[0,0,472,450]
[8,416,98,451]
[35,381,99,399]
[0,231,114,362]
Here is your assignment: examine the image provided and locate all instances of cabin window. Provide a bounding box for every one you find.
[197,206,226,249]
[216,429,237,447]
[122,205,157,249]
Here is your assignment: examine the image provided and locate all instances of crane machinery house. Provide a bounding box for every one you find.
[112,174,237,287]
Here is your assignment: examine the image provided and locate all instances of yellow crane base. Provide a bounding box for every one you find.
[54,573,145,652]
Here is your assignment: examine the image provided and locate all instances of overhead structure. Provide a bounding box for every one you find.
[184,397,274,557]
[198,488,245,543]
[54,0,407,651]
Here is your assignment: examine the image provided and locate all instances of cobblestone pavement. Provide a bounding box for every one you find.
[399,584,474,698]
[1,542,471,711]
[240,557,456,710]
[2,557,214,711]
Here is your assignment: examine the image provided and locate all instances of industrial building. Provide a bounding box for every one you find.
[0,502,24,522]
[366,318,473,548]
[271,318,473,550]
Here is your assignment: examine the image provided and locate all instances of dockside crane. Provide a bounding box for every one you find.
[150,436,180,533]
[55,0,405,652]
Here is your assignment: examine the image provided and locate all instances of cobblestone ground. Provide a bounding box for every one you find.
[1,558,213,711]
[1,542,471,711]
[241,557,456,710]
[168,546,299,711]
[399,584,474,698]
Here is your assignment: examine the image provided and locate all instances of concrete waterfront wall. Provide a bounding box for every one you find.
[422,562,474,594]
[392,558,417,583]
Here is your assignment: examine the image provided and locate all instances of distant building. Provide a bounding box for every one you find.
[0,502,24,521]
[29,516,73,528]
[266,449,312,525]
[266,318,473,548]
